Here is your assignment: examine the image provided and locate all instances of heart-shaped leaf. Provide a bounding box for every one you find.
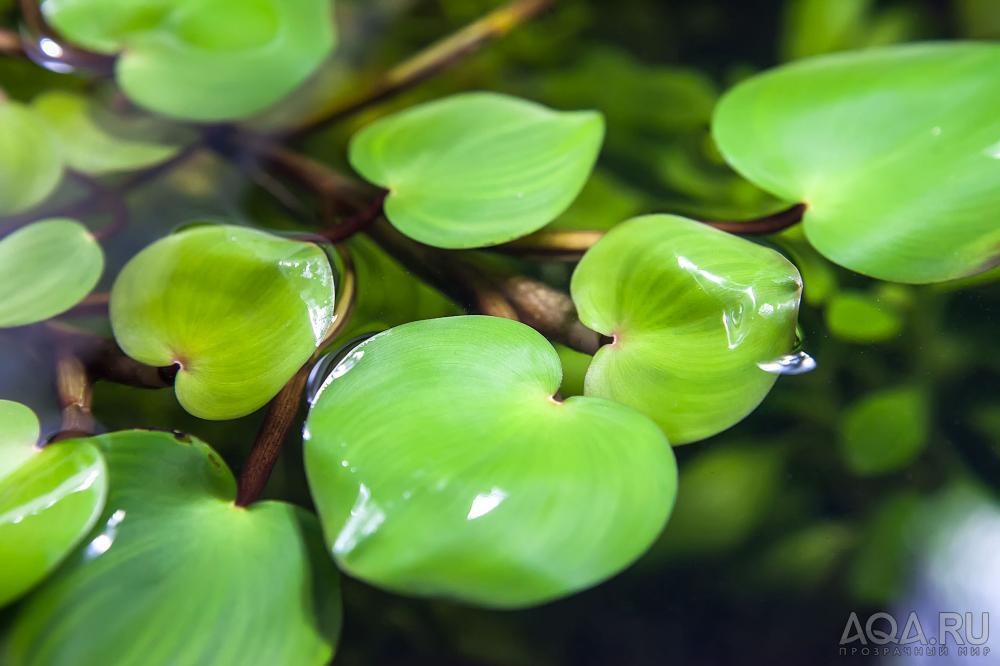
[305,315,677,608]
[0,219,104,328]
[0,102,62,216]
[3,430,341,665]
[0,400,107,607]
[45,0,336,121]
[349,92,604,249]
[571,215,802,444]
[713,42,1000,283]
[31,91,184,175]
[110,225,336,420]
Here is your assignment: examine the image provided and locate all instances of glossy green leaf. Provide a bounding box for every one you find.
[571,215,802,444]
[0,219,104,328]
[4,430,341,665]
[840,386,929,475]
[713,43,1000,283]
[349,93,604,248]
[31,91,181,175]
[45,0,336,121]
[305,316,677,608]
[0,102,62,216]
[110,225,336,420]
[825,290,903,343]
[0,400,107,607]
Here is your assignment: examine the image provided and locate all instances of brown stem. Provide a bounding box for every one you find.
[235,242,357,506]
[50,348,95,442]
[284,0,554,139]
[234,363,310,506]
[0,29,23,58]
[317,192,387,243]
[18,0,116,75]
[702,203,807,235]
[366,219,600,354]
[491,204,808,261]
[47,323,176,389]
[492,229,605,261]
[61,291,109,317]
[0,144,198,237]
[67,172,130,240]
[249,141,369,215]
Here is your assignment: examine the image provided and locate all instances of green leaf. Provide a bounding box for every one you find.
[839,386,929,475]
[110,225,336,420]
[0,102,62,216]
[45,0,336,121]
[571,215,802,444]
[0,400,107,607]
[349,92,604,248]
[713,43,1000,283]
[31,91,182,175]
[305,316,676,608]
[4,430,341,665]
[0,219,104,328]
[825,290,903,343]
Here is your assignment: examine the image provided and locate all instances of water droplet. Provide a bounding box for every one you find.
[758,351,817,375]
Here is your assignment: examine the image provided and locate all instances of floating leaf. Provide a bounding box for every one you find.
[349,92,604,248]
[713,43,1000,283]
[4,430,341,665]
[825,290,903,343]
[31,91,182,175]
[305,316,676,608]
[0,219,104,328]
[45,0,336,121]
[0,400,107,607]
[840,386,928,475]
[0,102,62,216]
[571,215,802,444]
[110,225,335,420]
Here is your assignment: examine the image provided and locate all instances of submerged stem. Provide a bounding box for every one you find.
[0,29,23,58]
[492,204,808,260]
[284,0,554,139]
[18,0,116,75]
[50,347,95,442]
[702,203,807,235]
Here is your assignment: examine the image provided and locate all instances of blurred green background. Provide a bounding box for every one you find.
[1,0,998,663]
